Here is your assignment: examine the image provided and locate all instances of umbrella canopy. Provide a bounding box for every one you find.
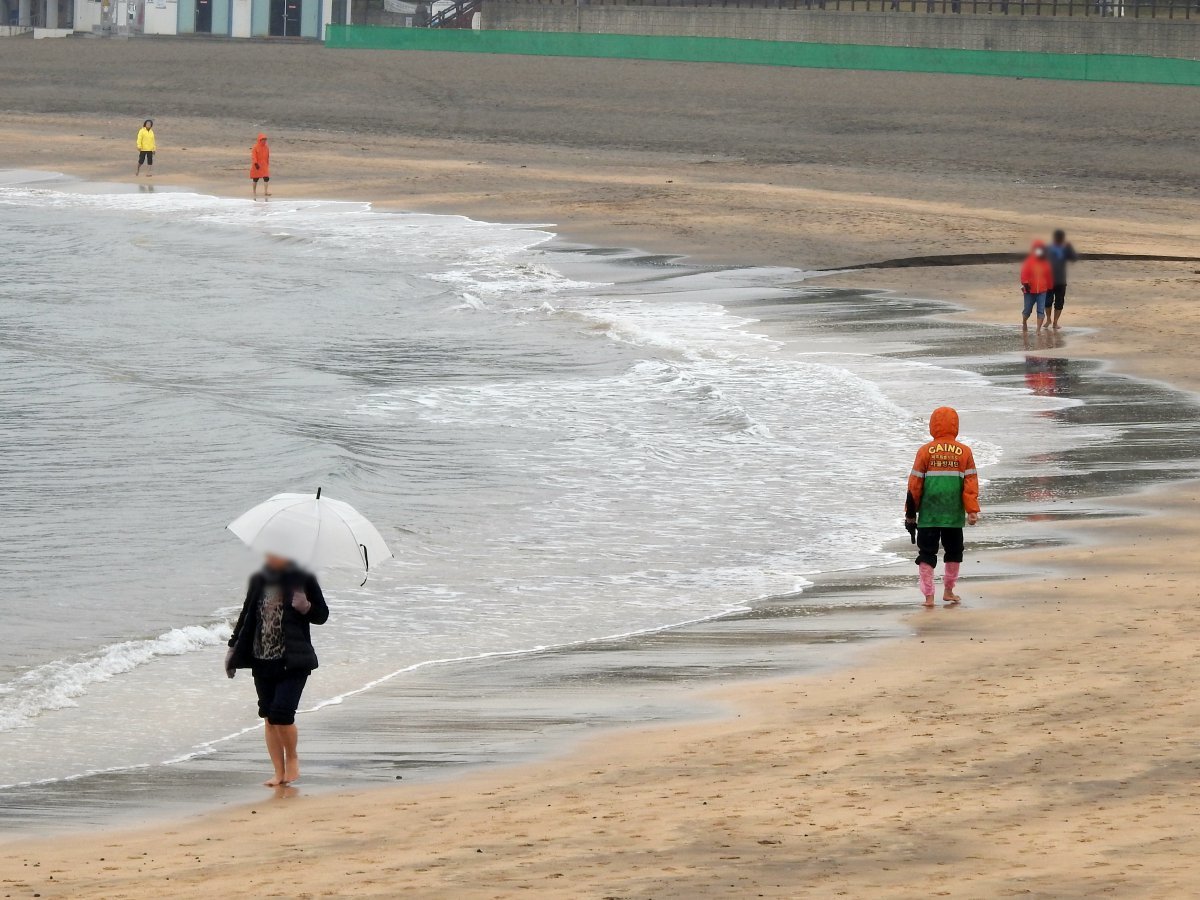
[228,488,392,578]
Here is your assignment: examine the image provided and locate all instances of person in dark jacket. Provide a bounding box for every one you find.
[1045,229,1078,330]
[225,555,328,787]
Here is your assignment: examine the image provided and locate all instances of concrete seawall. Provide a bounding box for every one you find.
[481,2,1200,60]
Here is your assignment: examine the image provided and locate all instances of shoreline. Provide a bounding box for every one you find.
[3,112,1196,391]
[2,42,1199,895]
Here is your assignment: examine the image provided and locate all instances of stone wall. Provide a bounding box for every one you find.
[482,1,1200,60]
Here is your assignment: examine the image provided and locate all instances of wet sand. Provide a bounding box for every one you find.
[2,37,1200,898]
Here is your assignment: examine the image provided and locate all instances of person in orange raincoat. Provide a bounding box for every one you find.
[904,406,981,607]
[1019,239,1055,333]
[250,134,270,201]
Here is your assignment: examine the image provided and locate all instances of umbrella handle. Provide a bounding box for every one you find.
[359,543,369,587]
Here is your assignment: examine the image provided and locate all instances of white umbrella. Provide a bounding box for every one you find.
[228,488,392,581]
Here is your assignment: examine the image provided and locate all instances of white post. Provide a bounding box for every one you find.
[45,0,58,27]
[18,0,31,26]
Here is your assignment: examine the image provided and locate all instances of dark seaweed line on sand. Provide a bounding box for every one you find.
[828,252,1200,271]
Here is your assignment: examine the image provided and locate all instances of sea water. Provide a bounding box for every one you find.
[0,172,1084,788]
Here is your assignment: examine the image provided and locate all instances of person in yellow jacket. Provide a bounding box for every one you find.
[136,119,156,177]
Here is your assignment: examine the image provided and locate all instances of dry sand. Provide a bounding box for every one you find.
[2,38,1200,898]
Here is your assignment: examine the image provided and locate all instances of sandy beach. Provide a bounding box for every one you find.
[2,38,1200,898]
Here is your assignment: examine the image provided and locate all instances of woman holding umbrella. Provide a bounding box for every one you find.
[224,555,328,787]
[225,489,391,787]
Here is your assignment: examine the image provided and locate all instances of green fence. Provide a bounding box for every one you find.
[325,25,1200,86]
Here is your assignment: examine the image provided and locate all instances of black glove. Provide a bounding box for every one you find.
[224,647,236,679]
[1021,283,1031,294]
[904,518,916,544]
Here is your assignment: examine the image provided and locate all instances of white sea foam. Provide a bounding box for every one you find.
[0,623,230,732]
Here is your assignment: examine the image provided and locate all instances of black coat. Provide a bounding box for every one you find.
[228,568,329,672]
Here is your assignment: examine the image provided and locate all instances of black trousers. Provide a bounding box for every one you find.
[253,664,310,726]
[916,527,964,568]
[1048,284,1068,310]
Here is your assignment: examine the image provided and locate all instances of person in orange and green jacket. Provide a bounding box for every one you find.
[904,406,981,607]
[251,133,270,201]
[1019,239,1055,333]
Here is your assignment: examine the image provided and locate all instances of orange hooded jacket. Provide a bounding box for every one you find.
[905,407,980,529]
[250,134,270,179]
[1019,240,1054,295]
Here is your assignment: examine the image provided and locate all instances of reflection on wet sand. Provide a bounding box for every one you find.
[1023,328,1067,354]
[1024,355,1071,400]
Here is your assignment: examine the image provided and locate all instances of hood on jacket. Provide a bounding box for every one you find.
[1030,239,1047,257]
[929,406,960,440]
[256,133,268,143]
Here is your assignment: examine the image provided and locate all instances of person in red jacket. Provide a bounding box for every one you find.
[1019,239,1055,333]
[250,133,270,201]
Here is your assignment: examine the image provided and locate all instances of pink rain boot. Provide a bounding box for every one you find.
[919,563,935,607]
[943,562,962,604]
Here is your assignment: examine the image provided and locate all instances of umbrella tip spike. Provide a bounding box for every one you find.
[316,487,322,500]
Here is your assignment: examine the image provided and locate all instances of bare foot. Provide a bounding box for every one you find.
[263,773,286,787]
[923,595,936,608]
[284,757,300,784]
[943,590,962,605]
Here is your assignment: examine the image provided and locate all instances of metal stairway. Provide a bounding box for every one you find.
[427,0,482,28]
